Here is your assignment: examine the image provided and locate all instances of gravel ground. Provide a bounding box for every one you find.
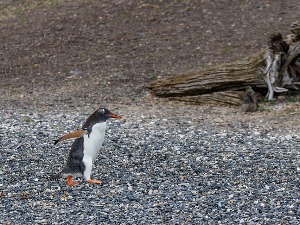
[1,102,300,224]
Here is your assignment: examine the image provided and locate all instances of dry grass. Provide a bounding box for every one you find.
[0,0,70,21]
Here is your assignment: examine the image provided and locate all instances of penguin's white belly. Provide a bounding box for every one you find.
[83,122,107,161]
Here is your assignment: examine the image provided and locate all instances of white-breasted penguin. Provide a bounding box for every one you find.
[54,108,121,186]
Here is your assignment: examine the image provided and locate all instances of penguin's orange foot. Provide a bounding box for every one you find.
[87,179,103,185]
[67,176,79,186]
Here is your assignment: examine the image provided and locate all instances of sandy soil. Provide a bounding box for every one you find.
[0,0,299,111]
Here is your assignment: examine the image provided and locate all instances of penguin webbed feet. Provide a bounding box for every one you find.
[67,176,79,186]
[66,176,103,186]
[87,179,103,185]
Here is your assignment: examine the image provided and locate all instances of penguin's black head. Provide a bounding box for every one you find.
[96,108,121,120]
[82,108,121,129]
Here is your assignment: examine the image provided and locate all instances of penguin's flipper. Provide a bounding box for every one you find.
[54,129,88,145]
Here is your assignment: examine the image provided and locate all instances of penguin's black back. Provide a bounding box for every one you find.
[61,137,86,175]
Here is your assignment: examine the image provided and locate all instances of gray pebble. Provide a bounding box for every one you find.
[1,106,300,224]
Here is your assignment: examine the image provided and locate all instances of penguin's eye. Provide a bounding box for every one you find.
[98,108,105,114]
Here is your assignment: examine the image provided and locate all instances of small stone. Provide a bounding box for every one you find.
[285,135,293,140]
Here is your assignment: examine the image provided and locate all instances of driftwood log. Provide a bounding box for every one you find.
[147,21,300,108]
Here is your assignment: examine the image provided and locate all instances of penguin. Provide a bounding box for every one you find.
[54,107,121,186]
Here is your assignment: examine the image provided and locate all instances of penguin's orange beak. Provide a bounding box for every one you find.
[107,113,121,119]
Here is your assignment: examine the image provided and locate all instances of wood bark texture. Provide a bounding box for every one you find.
[147,21,300,106]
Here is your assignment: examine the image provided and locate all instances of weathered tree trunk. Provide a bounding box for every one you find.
[147,49,267,106]
[169,91,245,106]
[147,21,300,107]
